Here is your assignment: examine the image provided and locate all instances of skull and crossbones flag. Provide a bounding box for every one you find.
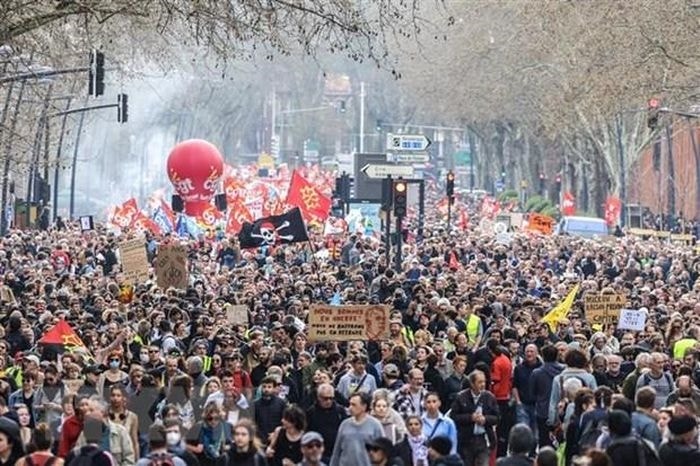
[238,207,309,249]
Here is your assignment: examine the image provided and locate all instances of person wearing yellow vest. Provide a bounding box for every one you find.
[462,307,483,350]
[674,338,699,360]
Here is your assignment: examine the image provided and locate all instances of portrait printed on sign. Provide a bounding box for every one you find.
[365,306,388,340]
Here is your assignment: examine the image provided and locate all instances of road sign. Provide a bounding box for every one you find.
[361,164,415,179]
[386,152,430,163]
[387,133,431,152]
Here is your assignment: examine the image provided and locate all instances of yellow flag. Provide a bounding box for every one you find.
[541,284,580,331]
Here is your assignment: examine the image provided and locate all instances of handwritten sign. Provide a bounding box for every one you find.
[584,294,625,325]
[527,213,554,235]
[308,305,390,341]
[617,309,646,331]
[119,239,150,284]
[155,244,188,290]
[225,304,249,326]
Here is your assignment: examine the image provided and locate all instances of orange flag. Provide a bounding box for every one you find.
[285,170,331,223]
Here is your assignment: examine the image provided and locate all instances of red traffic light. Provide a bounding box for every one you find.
[647,98,661,109]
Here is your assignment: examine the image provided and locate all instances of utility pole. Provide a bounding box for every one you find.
[359,81,366,153]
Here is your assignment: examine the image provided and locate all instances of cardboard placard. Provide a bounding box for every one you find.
[584,293,625,325]
[155,244,188,290]
[527,213,554,235]
[308,305,390,341]
[617,309,646,331]
[119,238,150,284]
[225,304,249,326]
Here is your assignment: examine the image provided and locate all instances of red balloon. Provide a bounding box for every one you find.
[167,139,224,217]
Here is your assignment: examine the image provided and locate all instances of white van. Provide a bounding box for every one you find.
[555,216,609,238]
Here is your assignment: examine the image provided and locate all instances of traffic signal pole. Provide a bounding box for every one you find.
[384,175,392,267]
[395,213,402,273]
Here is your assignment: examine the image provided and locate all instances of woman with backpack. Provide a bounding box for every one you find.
[16,423,62,466]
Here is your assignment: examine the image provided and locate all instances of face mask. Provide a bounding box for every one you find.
[140,354,149,364]
[109,361,120,369]
[166,432,181,446]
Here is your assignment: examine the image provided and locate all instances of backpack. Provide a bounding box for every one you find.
[608,435,662,466]
[578,417,604,451]
[68,447,102,466]
[640,372,674,392]
[147,452,176,466]
[25,454,58,466]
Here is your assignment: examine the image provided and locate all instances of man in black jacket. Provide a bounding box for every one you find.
[659,414,700,466]
[306,383,348,464]
[254,376,287,444]
[449,370,498,466]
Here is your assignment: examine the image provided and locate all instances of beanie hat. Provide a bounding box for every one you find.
[668,415,697,436]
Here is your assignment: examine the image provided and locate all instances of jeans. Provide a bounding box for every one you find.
[496,400,514,457]
[516,403,539,446]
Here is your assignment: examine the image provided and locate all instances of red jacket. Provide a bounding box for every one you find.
[490,354,513,401]
[57,415,83,457]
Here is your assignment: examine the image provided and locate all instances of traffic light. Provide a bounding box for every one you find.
[647,97,660,130]
[334,173,350,203]
[376,119,383,132]
[555,174,562,192]
[339,100,346,113]
[393,180,407,217]
[117,93,128,123]
[88,50,105,97]
[446,171,455,198]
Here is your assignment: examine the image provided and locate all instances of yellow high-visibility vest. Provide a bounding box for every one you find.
[466,314,481,343]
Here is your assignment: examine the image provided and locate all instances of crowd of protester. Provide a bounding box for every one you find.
[0,196,698,466]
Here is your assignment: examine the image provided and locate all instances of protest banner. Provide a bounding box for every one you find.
[155,244,188,289]
[527,213,554,235]
[584,293,625,325]
[617,309,646,331]
[119,238,150,284]
[308,304,390,341]
[225,304,249,326]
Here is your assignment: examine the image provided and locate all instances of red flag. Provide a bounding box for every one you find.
[160,199,176,226]
[459,209,470,230]
[285,170,331,223]
[480,197,500,219]
[110,198,138,228]
[561,192,576,216]
[226,203,253,235]
[38,320,87,349]
[131,211,162,235]
[224,177,245,205]
[604,196,622,227]
[448,251,460,270]
[198,205,223,229]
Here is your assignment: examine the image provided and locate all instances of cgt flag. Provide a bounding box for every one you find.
[286,170,332,223]
[238,207,309,249]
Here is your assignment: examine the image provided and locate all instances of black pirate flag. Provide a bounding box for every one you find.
[238,207,309,249]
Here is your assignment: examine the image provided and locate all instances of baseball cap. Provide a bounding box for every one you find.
[383,364,400,378]
[301,431,324,446]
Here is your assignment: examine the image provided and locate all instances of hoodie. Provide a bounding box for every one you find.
[530,362,564,419]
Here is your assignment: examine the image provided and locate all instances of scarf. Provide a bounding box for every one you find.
[408,434,428,466]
